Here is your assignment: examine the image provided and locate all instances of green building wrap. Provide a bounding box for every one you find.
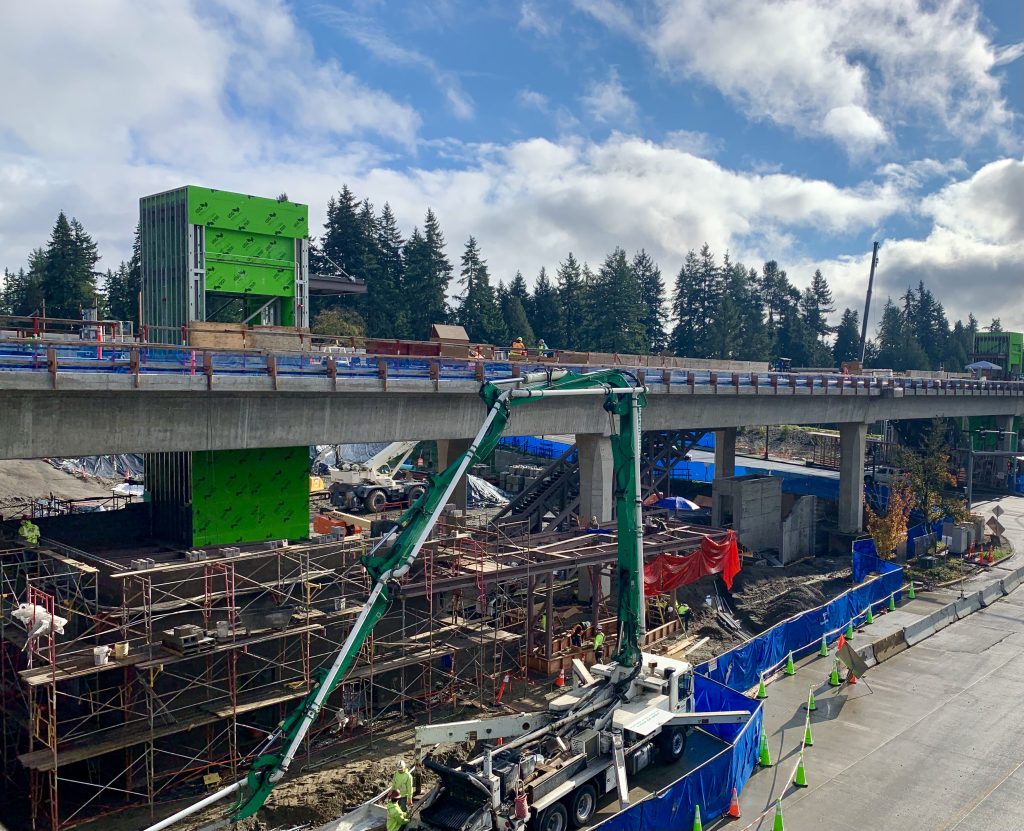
[190,447,310,547]
[187,186,307,301]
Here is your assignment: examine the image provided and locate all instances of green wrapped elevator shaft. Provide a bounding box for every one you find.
[231,369,646,821]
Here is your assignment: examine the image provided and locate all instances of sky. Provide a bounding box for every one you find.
[0,0,1021,332]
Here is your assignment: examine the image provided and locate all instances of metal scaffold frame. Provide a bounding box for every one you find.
[1,515,723,830]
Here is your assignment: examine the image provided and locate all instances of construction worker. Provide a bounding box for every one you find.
[570,623,584,648]
[469,345,485,360]
[587,515,600,531]
[675,600,691,633]
[539,612,547,632]
[18,516,40,546]
[510,337,527,359]
[385,789,408,831]
[593,628,605,662]
[537,337,550,357]
[391,761,414,810]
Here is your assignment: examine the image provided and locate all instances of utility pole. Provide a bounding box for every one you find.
[858,241,880,364]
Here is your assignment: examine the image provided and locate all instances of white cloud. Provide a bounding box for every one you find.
[313,5,474,120]
[664,129,722,158]
[581,68,639,126]
[519,1,559,36]
[808,158,1024,330]
[517,89,551,111]
[0,0,418,268]
[576,0,1020,156]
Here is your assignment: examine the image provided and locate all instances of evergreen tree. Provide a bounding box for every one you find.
[104,224,142,324]
[507,271,532,325]
[366,203,408,338]
[556,253,586,349]
[2,255,45,317]
[632,249,667,354]
[41,212,99,318]
[578,263,602,350]
[736,266,770,360]
[874,299,904,368]
[455,237,505,344]
[799,269,836,364]
[589,248,645,354]
[356,200,384,335]
[314,186,365,319]
[832,308,861,364]
[987,317,1003,332]
[528,267,561,346]
[774,287,812,365]
[708,253,741,359]
[402,208,453,337]
[670,249,702,357]
[758,260,789,329]
[500,290,535,345]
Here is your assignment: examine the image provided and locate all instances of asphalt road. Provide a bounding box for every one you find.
[710,494,1024,831]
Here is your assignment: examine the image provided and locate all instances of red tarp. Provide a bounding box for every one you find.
[644,530,742,593]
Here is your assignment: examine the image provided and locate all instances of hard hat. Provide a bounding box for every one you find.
[516,336,524,342]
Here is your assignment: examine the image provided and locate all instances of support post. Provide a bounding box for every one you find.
[839,422,867,534]
[712,428,737,527]
[545,572,555,660]
[436,438,472,512]
[576,433,614,524]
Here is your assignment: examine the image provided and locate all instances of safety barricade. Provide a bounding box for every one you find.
[871,630,908,662]
[930,603,958,632]
[980,582,1003,607]
[954,591,983,619]
[903,616,935,646]
[591,676,761,831]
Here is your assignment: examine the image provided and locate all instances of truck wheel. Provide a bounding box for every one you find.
[365,490,387,513]
[534,803,569,831]
[566,783,597,828]
[656,726,686,763]
[407,485,426,503]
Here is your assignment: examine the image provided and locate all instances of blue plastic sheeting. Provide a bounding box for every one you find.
[593,676,762,831]
[498,436,573,459]
[851,539,904,587]
[695,566,903,693]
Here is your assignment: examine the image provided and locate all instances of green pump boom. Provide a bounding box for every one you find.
[140,369,646,831]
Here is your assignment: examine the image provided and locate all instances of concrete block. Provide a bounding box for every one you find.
[930,604,958,632]
[980,583,1003,607]
[872,630,908,663]
[953,592,983,619]
[1001,572,1022,594]
[903,618,935,646]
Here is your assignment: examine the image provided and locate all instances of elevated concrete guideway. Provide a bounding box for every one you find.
[3,369,1024,459]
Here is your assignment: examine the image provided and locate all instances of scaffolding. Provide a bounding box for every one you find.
[1,517,726,830]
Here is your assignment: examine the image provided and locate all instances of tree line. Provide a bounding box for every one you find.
[1,189,1000,372]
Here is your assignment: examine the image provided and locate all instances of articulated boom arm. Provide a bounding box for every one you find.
[143,369,645,831]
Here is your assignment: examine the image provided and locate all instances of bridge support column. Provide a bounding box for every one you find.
[997,415,1017,451]
[712,428,737,527]
[577,434,613,525]
[436,438,471,512]
[839,422,867,534]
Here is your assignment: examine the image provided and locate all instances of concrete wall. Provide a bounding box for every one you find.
[781,495,816,564]
[715,475,782,553]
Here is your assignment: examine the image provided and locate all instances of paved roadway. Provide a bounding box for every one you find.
[710,494,1024,831]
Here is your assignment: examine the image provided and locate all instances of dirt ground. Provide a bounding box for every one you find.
[734,425,821,463]
[0,458,118,509]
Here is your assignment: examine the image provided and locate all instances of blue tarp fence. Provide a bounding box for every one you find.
[593,676,762,831]
[695,565,903,694]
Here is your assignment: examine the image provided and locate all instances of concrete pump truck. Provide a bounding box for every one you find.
[142,368,748,831]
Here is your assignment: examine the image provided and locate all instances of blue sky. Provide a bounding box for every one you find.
[0,0,1021,328]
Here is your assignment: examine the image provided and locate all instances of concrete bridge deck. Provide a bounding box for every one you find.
[2,339,1022,459]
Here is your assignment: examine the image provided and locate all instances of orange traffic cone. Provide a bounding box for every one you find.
[727,788,741,819]
[848,670,858,685]
[496,672,510,704]
[554,668,565,688]
[835,633,846,651]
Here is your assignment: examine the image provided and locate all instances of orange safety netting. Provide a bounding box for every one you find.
[644,530,741,593]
